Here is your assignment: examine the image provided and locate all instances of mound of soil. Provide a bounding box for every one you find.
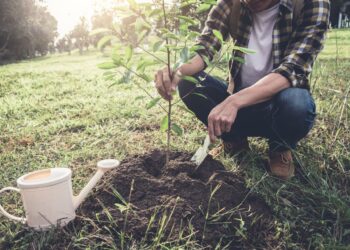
[78,150,277,249]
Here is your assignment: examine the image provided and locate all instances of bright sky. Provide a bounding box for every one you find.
[43,0,146,38]
[44,0,107,38]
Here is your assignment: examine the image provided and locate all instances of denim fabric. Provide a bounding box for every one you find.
[178,71,316,151]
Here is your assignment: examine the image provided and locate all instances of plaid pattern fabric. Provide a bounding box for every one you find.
[195,0,330,89]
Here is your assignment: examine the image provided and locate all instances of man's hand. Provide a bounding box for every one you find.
[154,67,181,100]
[208,96,239,142]
[154,55,206,100]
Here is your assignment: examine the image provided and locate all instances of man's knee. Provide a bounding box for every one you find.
[274,88,316,136]
[178,78,196,100]
[275,88,315,117]
[178,71,204,100]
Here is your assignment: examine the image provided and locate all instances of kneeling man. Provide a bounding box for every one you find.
[154,0,330,179]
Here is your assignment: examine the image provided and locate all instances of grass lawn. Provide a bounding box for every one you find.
[0,29,349,249]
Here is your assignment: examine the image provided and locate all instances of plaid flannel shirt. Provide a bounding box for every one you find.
[195,0,330,91]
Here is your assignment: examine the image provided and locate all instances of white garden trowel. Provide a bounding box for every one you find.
[191,135,211,166]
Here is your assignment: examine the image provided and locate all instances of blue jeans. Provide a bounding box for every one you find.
[178,71,316,151]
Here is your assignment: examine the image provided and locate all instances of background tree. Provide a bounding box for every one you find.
[56,35,71,55]
[91,10,114,49]
[31,6,58,56]
[70,17,90,55]
[0,0,57,61]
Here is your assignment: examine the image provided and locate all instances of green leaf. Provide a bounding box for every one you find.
[160,28,171,34]
[164,32,180,41]
[213,29,223,43]
[111,49,124,66]
[232,56,245,64]
[98,62,117,70]
[171,123,183,136]
[181,75,199,85]
[137,30,148,43]
[189,31,201,37]
[115,203,128,213]
[139,73,152,82]
[193,93,208,99]
[146,97,161,109]
[179,23,189,32]
[178,16,197,25]
[136,60,146,72]
[190,44,206,52]
[202,55,211,67]
[233,45,256,54]
[137,59,159,73]
[148,9,162,17]
[197,3,212,13]
[186,31,200,40]
[153,41,164,52]
[160,115,168,132]
[135,18,151,32]
[180,0,196,8]
[203,0,217,5]
[177,105,195,115]
[180,47,190,63]
[89,28,111,36]
[125,45,133,63]
[97,35,116,50]
[112,57,123,67]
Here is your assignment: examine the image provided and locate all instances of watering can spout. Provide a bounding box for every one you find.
[73,159,120,210]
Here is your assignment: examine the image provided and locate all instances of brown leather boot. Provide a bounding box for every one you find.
[268,150,295,180]
[209,138,250,158]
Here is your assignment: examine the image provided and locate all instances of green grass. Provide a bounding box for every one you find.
[0,29,350,249]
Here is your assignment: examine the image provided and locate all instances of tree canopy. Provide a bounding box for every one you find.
[0,0,57,61]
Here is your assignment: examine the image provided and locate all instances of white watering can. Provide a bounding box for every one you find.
[0,159,119,230]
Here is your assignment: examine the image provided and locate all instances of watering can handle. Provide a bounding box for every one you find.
[0,187,26,223]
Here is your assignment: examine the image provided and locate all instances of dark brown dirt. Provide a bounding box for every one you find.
[76,150,278,249]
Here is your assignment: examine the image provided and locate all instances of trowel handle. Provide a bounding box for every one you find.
[0,187,26,223]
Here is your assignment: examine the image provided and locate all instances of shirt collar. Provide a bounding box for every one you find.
[240,0,293,13]
[280,0,293,12]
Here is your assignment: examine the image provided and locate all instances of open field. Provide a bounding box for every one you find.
[0,29,349,249]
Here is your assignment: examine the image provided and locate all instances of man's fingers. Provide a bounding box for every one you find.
[155,70,169,100]
[213,119,222,138]
[171,71,181,92]
[207,116,216,143]
[162,68,172,96]
[157,88,168,100]
[223,119,232,133]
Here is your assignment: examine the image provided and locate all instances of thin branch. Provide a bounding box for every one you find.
[162,0,172,165]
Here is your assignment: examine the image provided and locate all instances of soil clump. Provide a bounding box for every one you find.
[77,150,277,249]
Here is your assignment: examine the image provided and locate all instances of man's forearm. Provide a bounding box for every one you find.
[177,54,205,76]
[229,73,291,109]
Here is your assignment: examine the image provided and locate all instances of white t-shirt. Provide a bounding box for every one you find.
[240,3,280,89]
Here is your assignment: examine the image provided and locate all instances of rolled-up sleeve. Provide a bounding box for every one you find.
[195,0,232,64]
[272,0,330,88]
